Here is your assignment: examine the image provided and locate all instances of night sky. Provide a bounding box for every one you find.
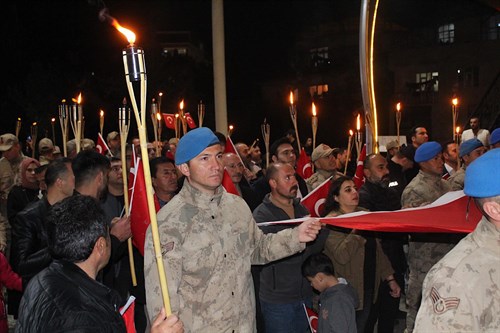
[1,0,495,148]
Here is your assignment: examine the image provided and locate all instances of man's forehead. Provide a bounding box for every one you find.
[277,143,293,152]
[159,161,176,169]
[416,128,427,134]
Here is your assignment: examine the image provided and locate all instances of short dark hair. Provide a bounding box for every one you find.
[441,140,456,154]
[45,158,72,188]
[302,253,336,278]
[407,125,424,142]
[46,195,109,262]
[108,156,121,164]
[150,156,175,178]
[214,131,227,146]
[265,163,281,183]
[270,137,292,159]
[72,150,111,188]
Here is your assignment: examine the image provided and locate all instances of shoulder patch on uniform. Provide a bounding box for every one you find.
[161,241,175,256]
[430,287,460,314]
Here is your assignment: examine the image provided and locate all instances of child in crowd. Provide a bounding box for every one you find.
[0,251,22,333]
[302,253,359,333]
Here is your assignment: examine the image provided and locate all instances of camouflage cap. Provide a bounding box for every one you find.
[0,133,19,152]
[311,144,335,162]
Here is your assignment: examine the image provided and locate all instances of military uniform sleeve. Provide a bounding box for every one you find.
[249,216,306,265]
[415,274,475,332]
[144,218,183,324]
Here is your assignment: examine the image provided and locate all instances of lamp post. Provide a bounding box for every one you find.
[452,97,459,141]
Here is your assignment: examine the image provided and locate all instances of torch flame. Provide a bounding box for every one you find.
[18,117,21,121]
[72,93,82,104]
[396,102,401,112]
[452,98,458,106]
[175,114,179,119]
[111,19,136,45]
[289,91,294,105]
[32,122,37,126]
[456,126,460,134]
[100,110,104,117]
[229,125,234,130]
[156,113,161,121]
[51,118,55,123]
[349,129,354,136]
[356,114,361,131]
[312,103,317,116]
[180,100,184,110]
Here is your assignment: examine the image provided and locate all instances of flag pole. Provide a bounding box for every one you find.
[122,41,172,315]
[119,97,137,287]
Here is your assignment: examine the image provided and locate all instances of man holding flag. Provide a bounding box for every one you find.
[143,127,321,332]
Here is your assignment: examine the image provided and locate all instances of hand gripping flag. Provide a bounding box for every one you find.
[303,303,318,333]
[128,158,160,256]
[96,132,112,156]
[162,113,176,130]
[297,148,313,180]
[222,169,239,196]
[300,176,332,217]
[353,144,366,189]
[185,112,197,129]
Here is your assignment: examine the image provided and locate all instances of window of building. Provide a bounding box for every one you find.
[458,67,479,87]
[310,47,329,68]
[484,14,500,40]
[309,84,329,97]
[438,24,454,43]
[416,72,439,92]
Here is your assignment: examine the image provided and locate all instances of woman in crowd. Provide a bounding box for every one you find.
[321,176,400,333]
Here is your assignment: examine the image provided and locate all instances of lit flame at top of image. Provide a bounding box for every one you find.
[349,129,354,136]
[456,126,460,133]
[289,91,294,105]
[452,98,458,106]
[156,113,161,121]
[72,93,82,104]
[180,100,184,110]
[396,102,401,112]
[312,103,317,116]
[356,114,361,130]
[99,8,136,45]
[100,110,104,117]
[32,122,37,126]
[51,118,56,123]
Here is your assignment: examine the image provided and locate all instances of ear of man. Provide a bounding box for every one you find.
[177,163,190,177]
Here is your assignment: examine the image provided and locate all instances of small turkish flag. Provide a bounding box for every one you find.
[96,132,111,156]
[353,144,367,189]
[222,169,239,196]
[185,112,197,129]
[301,176,332,217]
[303,304,318,333]
[297,148,313,180]
[162,113,176,130]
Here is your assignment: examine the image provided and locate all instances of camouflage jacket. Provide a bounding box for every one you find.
[414,217,500,332]
[306,169,341,192]
[401,170,451,208]
[447,166,465,191]
[144,179,305,333]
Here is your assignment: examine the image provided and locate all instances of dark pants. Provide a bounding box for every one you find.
[260,299,311,333]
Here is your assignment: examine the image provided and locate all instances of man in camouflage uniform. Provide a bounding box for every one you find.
[144,127,321,332]
[0,133,26,252]
[306,143,342,191]
[401,141,458,333]
[448,138,486,191]
[414,148,500,332]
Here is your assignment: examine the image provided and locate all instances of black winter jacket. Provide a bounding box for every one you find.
[253,194,328,303]
[16,260,126,333]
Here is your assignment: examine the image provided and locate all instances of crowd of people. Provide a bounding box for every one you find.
[0,115,498,333]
